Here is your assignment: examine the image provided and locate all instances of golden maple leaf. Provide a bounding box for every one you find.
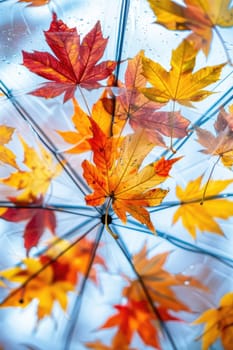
[0,125,17,168]
[82,120,179,233]
[0,258,74,320]
[114,51,190,147]
[147,0,233,58]
[173,176,233,238]
[140,39,225,107]
[1,137,61,202]
[194,292,233,350]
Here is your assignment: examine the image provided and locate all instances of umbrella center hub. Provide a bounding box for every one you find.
[101,214,112,225]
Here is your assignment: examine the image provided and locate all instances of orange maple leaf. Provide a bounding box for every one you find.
[23,14,116,102]
[57,94,124,154]
[0,257,74,320]
[101,299,161,349]
[41,237,106,285]
[82,120,179,232]
[123,244,207,312]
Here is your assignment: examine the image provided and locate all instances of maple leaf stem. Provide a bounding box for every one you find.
[0,223,100,306]
[213,26,232,66]
[78,86,92,116]
[105,198,118,239]
[62,226,104,350]
[200,155,221,205]
[116,236,178,350]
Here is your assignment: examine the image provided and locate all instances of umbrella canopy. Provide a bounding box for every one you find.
[0,0,233,349]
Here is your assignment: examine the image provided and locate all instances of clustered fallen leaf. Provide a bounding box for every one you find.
[0,1,233,349]
[0,237,105,320]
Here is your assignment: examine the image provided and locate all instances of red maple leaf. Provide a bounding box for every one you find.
[1,197,56,253]
[22,13,117,102]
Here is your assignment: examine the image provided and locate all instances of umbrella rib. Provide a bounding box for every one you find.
[159,86,233,160]
[0,201,100,218]
[7,221,101,271]
[0,222,101,306]
[112,222,233,268]
[161,233,233,269]
[150,193,233,212]
[115,233,178,350]
[0,80,99,207]
[108,0,130,136]
[61,225,104,350]
[114,0,130,83]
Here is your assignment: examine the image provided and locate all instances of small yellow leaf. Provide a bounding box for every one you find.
[1,137,61,202]
[173,176,233,237]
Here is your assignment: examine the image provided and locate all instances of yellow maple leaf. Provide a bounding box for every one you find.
[194,292,233,350]
[140,40,225,107]
[1,137,61,202]
[0,125,17,168]
[173,176,233,238]
[0,258,74,320]
[147,0,233,58]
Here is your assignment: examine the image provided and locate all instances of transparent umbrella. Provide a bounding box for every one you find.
[0,1,233,349]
